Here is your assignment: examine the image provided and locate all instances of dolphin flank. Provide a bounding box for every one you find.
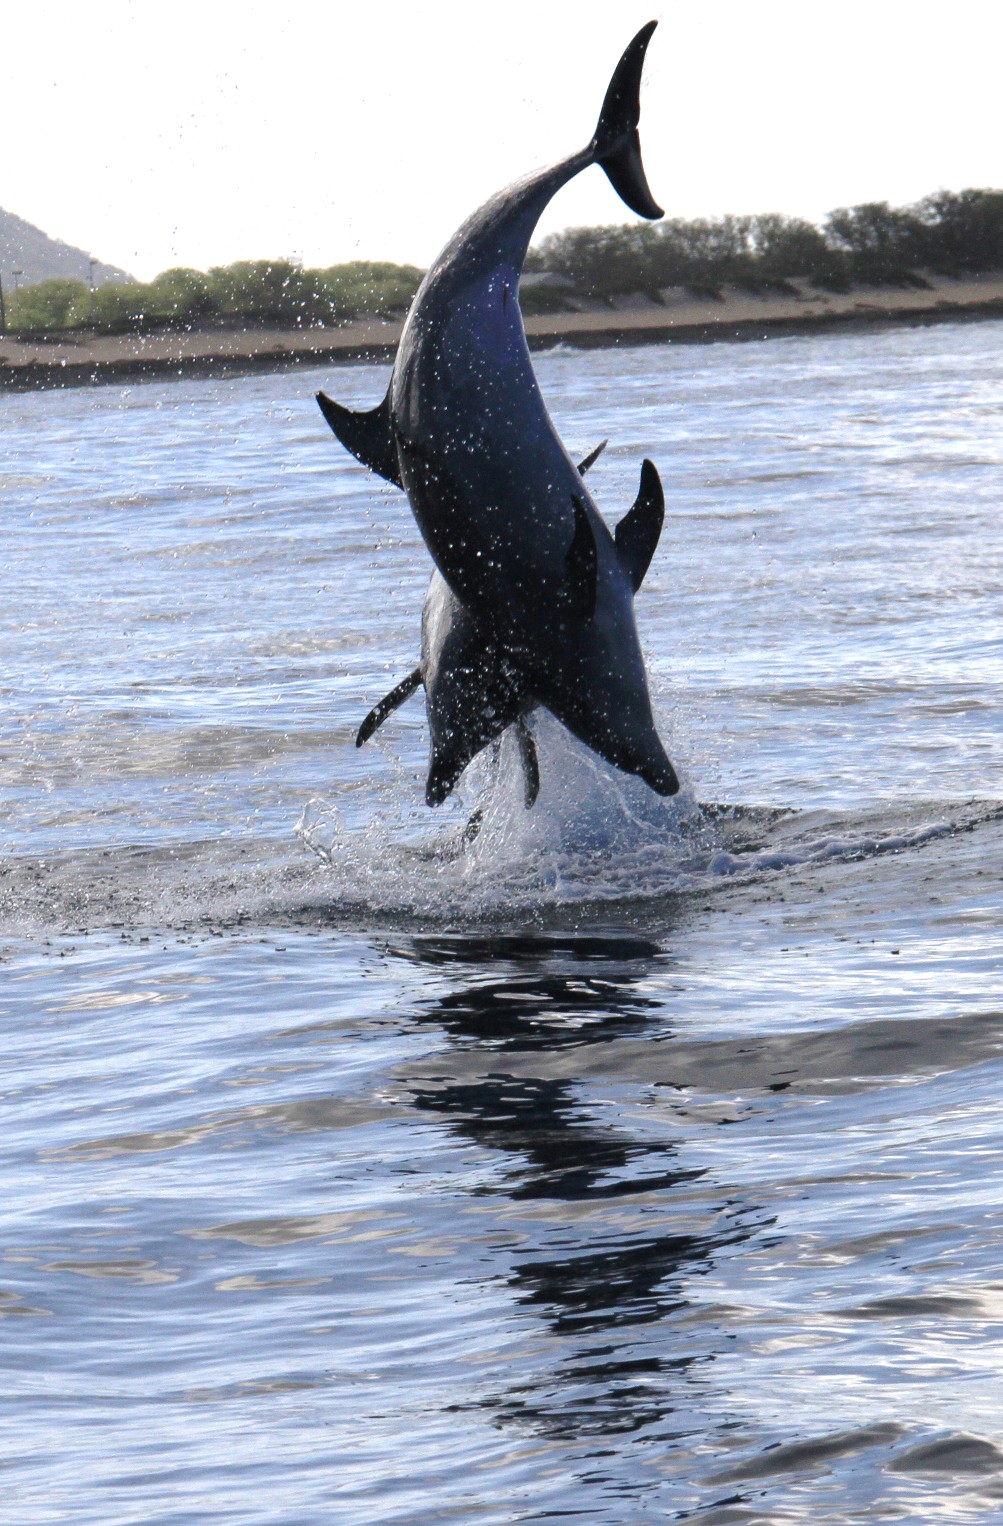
[354,444,609,808]
[319,22,679,799]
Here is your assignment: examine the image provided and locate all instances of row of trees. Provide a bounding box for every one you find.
[6,189,1003,334]
[523,188,1003,304]
[4,259,425,335]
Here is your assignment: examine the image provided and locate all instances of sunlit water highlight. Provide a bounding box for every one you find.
[2,321,1002,1523]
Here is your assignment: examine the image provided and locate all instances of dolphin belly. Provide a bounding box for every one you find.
[393,273,580,626]
[421,571,530,804]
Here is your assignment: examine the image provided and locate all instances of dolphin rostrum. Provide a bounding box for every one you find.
[319,21,678,798]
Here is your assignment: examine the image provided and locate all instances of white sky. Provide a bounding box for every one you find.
[5,0,1003,281]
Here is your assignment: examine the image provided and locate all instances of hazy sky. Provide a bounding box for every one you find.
[7,0,1002,281]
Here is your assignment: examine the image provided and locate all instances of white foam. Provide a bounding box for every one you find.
[296,714,711,916]
[295,716,989,919]
[3,705,995,938]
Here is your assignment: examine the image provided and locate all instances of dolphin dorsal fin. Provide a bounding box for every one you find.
[564,494,598,621]
[614,458,664,592]
[316,389,403,489]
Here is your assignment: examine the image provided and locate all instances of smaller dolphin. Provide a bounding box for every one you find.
[355,440,609,807]
[353,444,667,809]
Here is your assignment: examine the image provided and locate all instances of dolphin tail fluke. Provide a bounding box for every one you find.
[460,807,485,846]
[316,389,403,489]
[426,750,462,807]
[515,717,540,808]
[615,458,664,592]
[426,717,540,810]
[592,21,663,220]
[356,667,422,746]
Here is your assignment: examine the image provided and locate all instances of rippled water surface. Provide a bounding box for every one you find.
[3,322,1003,1523]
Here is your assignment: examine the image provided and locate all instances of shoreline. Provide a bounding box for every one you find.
[3,271,1003,391]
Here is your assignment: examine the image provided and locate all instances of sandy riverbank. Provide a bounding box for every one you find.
[2,270,1002,390]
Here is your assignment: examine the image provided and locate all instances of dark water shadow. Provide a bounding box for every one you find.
[384,930,761,1444]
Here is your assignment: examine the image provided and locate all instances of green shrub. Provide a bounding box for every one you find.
[314,261,424,319]
[913,189,1003,272]
[533,224,651,299]
[146,267,220,325]
[7,278,89,332]
[750,214,830,278]
[65,283,154,333]
[519,280,574,314]
[7,187,1003,340]
[205,260,325,325]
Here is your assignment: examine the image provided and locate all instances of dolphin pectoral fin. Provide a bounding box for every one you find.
[356,666,422,746]
[316,389,403,489]
[615,458,665,593]
[576,439,608,477]
[515,717,540,808]
[563,494,598,621]
[592,22,663,220]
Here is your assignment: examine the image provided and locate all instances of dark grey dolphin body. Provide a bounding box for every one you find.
[319,22,678,798]
[353,569,533,806]
[357,440,613,806]
[356,442,669,809]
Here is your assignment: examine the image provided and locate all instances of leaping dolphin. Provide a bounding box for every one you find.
[319,21,678,798]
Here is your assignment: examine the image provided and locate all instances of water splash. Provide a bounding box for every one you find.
[297,715,710,915]
[296,714,994,920]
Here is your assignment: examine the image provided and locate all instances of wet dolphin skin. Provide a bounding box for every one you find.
[319,23,679,801]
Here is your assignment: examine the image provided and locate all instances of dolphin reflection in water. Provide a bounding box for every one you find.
[320,22,678,807]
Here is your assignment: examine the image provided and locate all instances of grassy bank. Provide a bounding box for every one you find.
[1,260,424,338]
[521,188,1003,311]
[3,270,1003,392]
[3,188,1003,342]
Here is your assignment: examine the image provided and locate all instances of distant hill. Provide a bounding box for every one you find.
[0,207,133,290]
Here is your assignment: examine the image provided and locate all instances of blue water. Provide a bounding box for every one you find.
[2,321,1002,1523]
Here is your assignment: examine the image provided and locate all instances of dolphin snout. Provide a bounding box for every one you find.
[612,726,679,797]
[637,756,680,797]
